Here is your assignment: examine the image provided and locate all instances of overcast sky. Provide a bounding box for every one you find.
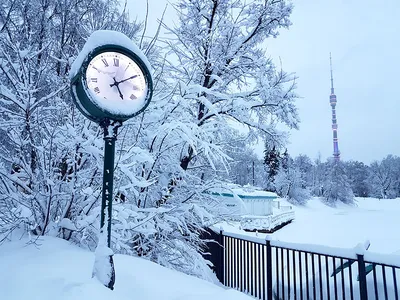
[128,0,400,164]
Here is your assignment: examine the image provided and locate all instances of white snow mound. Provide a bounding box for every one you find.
[0,236,252,300]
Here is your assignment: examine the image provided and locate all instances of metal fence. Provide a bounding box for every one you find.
[204,229,400,300]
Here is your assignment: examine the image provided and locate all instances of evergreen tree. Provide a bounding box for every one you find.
[263,145,280,189]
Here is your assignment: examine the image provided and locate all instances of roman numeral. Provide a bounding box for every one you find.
[113,58,119,67]
[130,94,137,100]
[101,58,109,67]
[91,78,98,83]
[94,87,100,94]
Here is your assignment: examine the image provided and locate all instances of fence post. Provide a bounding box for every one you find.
[357,254,368,300]
[266,237,273,300]
[218,229,224,284]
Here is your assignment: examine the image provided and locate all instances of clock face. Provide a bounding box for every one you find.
[85,51,148,105]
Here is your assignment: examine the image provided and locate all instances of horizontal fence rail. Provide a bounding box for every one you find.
[203,229,400,300]
[241,211,295,232]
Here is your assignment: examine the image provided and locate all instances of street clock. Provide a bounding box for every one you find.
[70,42,153,123]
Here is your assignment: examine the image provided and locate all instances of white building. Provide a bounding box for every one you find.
[208,186,295,232]
[208,187,278,217]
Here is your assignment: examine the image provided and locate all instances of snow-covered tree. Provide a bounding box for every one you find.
[310,153,326,196]
[0,0,141,241]
[121,0,299,278]
[280,148,291,171]
[343,160,370,197]
[274,156,310,205]
[167,0,297,173]
[223,139,265,187]
[367,155,399,199]
[293,154,313,189]
[322,160,354,205]
[393,158,400,198]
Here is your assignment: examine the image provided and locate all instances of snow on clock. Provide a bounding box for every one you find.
[70,30,153,123]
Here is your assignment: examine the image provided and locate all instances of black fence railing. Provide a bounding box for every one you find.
[203,229,400,300]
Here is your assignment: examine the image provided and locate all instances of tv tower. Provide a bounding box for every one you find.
[330,53,340,161]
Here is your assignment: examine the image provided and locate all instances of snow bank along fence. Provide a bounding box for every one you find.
[203,229,400,300]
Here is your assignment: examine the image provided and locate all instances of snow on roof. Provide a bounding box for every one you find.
[69,30,153,117]
[207,185,277,198]
[231,188,278,198]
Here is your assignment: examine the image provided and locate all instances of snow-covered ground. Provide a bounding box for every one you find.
[1,197,399,300]
[0,236,252,300]
[221,197,400,254]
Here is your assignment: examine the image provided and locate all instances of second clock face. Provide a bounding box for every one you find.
[85,51,147,103]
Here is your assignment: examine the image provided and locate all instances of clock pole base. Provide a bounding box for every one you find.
[93,118,122,290]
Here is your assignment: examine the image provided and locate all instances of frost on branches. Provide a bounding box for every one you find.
[0,0,299,281]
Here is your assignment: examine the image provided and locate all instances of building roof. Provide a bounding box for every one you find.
[207,187,278,200]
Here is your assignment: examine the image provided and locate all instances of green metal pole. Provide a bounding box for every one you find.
[99,118,121,290]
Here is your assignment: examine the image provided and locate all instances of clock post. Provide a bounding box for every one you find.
[69,30,153,290]
[98,118,121,290]
[99,118,121,255]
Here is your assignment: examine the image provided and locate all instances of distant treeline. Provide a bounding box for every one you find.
[226,145,400,204]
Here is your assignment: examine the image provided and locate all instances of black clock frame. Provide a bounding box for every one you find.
[70,44,153,123]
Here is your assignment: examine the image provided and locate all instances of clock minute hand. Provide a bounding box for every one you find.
[116,85,124,99]
[109,75,139,87]
[117,74,139,84]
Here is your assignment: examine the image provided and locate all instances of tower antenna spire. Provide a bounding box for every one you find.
[330,52,334,94]
[329,53,340,161]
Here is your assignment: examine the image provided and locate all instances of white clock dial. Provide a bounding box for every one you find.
[85,51,147,105]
